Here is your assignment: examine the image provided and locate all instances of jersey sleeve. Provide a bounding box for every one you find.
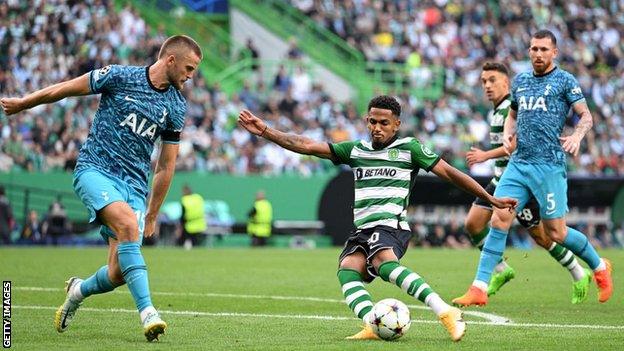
[89,65,123,94]
[328,140,357,165]
[509,75,519,111]
[564,73,585,106]
[409,139,440,172]
[161,100,187,144]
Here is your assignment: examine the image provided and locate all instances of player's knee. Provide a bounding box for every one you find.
[370,249,398,270]
[464,219,483,237]
[339,253,366,272]
[546,227,566,244]
[112,217,139,242]
[491,210,513,230]
[528,227,552,249]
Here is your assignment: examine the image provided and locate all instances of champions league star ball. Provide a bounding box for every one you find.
[369,298,412,340]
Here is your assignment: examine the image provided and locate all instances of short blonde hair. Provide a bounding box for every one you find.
[158,35,202,59]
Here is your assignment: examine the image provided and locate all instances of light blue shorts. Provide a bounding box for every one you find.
[494,162,568,219]
[73,168,146,242]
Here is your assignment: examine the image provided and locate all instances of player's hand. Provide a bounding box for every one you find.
[490,196,517,210]
[144,214,157,238]
[238,109,267,136]
[559,134,582,156]
[0,97,26,115]
[502,134,516,155]
[466,147,487,166]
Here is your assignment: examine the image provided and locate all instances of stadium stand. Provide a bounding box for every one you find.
[1,0,623,177]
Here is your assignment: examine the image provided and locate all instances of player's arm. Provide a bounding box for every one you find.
[466,145,512,166]
[0,74,91,115]
[559,101,593,156]
[238,109,334,160]
[431,158,516,209]
[144,143,179,238]
[501,109,517,155]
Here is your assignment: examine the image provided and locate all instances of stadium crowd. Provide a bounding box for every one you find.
[1,0,623,178]
[290,0,624,176]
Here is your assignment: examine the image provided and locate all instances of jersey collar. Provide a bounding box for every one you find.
[146,65,170,93]
[533,66,557,78]
[494,94,511,109]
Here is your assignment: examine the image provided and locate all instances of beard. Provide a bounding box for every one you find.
[371,134,398,150]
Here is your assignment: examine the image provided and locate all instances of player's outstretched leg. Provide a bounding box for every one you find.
[454,227,509,307]
[378,261,466,342]
[117,242,166,341]
[544,241,592,304]
[465,213,515,298]
[337,269,379,340]
[54,265,121,332]
[558,226,613,303]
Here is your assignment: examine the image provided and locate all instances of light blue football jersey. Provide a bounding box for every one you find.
[509,67,585,166]
[75,65,186,196]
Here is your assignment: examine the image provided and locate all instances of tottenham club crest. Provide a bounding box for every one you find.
[388,149,399,161]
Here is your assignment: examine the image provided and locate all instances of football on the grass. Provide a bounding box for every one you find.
[369,298,411,340]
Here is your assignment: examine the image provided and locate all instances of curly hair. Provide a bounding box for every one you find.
[367,95,401,118]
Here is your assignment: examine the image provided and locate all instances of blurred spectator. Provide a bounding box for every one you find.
[247,190,273,247]
[239,38,260,71]
[0,186,14,245]
[178,184,207,249]
[42,201,71,246]
[20,209,43,244]
[286,37,303,60]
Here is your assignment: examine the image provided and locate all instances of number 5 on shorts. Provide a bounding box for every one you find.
[546,193,556,215]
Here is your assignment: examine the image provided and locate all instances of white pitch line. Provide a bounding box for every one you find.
[15,286,511,324]
[12,305,624,330]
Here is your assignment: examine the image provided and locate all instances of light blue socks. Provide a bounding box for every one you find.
[80,265,117,297]
[118,241,153,312]
[475,227,508,283]
[562,226,601,270]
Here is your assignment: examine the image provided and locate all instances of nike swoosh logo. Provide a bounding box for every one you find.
[61,314,69,329]
[516,87,527,92]
[545,209,556,215]
[124,95,138,102]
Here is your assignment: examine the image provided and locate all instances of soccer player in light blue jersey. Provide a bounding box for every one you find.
[454,30,613,307]
[1,35,202,341]
[463,62,591,303]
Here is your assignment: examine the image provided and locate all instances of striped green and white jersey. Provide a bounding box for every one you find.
[329,137,440,231]
[489,95,511,184]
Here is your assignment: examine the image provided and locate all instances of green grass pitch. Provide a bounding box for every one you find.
[1,247,622,350]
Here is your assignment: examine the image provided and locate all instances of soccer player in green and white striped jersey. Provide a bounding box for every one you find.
[458,62,591,305]
[238,96,517,342]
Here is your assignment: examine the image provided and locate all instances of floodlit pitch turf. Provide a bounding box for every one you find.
[1,247,622,350]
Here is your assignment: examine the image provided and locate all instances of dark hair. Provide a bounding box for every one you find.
[482,61,509,76]
[368,95,401,118]
[532,29,557,47]
[159,35,203,59]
